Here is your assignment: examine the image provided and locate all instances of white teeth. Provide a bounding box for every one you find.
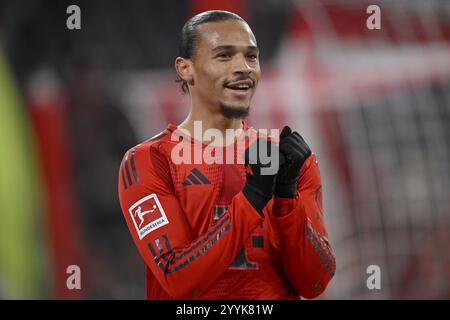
[228,84,249,89]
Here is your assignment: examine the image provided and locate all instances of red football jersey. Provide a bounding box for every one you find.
[118,122,335,299]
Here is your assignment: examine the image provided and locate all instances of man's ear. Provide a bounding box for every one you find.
[175,57,194,85]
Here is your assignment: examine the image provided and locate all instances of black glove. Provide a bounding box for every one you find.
[274,126,312,198]
[243,136,280,214]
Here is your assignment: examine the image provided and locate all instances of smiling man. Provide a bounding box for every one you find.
[175,12,259,132]
[118,10,335,300]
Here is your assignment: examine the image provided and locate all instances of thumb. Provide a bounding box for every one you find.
[280,126,292,140]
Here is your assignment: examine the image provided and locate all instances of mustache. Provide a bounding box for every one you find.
[223,75,255,87]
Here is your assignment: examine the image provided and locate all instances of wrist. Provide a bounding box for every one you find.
[273,196,298,217]
[243,183,272,214]
[274,178,298,198]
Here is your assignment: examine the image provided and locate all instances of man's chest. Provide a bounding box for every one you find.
[172,163,246,232]
[171,162,278,265]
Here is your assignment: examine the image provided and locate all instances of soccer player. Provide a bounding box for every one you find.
[118,10,335,299]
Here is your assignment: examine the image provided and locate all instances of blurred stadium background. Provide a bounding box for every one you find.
[0,0,449,299]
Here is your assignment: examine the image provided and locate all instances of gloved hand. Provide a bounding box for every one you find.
[242,136,280,214]
[274,126,312,198]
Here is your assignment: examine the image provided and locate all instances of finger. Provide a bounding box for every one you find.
[280,135,310,159]
[291,131,306,144]
[280,126,292,140]
[281,134,302,150]
[291,132,310,151]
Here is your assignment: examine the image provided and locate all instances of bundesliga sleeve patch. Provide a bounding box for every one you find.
[128,194,169,240]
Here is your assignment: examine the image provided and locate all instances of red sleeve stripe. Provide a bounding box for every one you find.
[120,161,128,189]
[305,228,335,278]
[121,150,140,188]
[156,214,230,264]
[123,151,133,187]
[307,219,336,271]
[130,148,139,183]
[148,223,232,274]
[148,215,232,274]
[169,214,231,263]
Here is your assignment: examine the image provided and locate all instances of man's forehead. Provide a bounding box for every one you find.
[197,20,257,49]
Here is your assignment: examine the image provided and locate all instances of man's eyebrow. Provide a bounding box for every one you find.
[212,45,259,52]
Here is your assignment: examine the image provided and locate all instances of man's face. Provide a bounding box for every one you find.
[190,20,261,117]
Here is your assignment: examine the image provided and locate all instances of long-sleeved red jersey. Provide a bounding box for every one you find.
[118,122,335,299]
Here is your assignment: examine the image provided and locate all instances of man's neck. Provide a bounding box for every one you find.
[178,106,244,147]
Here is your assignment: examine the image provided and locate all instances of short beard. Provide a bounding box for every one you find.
[219,102,250,119]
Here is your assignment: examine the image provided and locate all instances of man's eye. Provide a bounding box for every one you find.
[217,53,231,59]
[247,54,258,60]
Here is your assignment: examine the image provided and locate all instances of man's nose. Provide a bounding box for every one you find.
[232,55,252,74]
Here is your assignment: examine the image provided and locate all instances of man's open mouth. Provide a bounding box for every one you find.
[224,80,253,92]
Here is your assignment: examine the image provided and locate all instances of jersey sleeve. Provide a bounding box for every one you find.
[271,153,336,299]
[118,144,263,299]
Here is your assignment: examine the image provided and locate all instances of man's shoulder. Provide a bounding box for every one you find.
[120,127,177,184]
[129,126,182,156]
